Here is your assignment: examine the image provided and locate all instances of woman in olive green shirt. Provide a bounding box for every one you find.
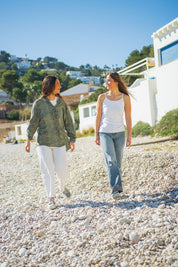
[25,76,76,209]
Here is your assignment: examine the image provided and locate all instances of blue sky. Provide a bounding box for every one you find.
[1,0,178,68]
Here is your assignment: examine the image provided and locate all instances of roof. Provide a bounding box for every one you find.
[152,17,178,38]
[61,83,99,96]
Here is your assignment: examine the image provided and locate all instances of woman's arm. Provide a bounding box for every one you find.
[63,102,76,146]
[25,138,31,152]
[95,94,105,145]
[25,101,39,152]
[124,94,132,147]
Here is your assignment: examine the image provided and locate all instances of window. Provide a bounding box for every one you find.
[17,126,22,135]
[160,40,178,65]
[91,106,96,116]
[83,107,89,118]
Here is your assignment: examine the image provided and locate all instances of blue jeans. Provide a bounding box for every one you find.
[99,132,125,193]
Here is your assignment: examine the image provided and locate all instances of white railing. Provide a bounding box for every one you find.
[118,57,155,76]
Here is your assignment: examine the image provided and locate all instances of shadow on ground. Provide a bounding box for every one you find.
[57,188,178,210]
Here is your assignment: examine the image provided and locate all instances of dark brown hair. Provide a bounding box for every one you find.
[41,75,61,98]
[106,71,129,96]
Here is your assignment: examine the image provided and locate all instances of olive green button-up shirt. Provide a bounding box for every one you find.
[27,97,76,149]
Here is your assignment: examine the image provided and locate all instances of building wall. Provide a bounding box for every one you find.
[152,17,178,121]
[15,123,29,140]
[130,78,156,127]
[79,102,97,132]
[156,59,178,120]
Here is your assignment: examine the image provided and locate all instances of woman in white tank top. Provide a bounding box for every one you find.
[95,71,132,200]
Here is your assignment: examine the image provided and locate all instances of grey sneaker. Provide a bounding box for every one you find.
[63,188,71,198]
[112,191,121,200]
[49,199,56,210]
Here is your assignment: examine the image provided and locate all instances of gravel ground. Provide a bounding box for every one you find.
[0,136,178,267]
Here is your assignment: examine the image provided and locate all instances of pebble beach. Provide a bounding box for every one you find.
[0,136,178,267]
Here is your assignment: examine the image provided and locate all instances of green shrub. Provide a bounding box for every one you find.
[156,109,178,136]
[19,107,31,120]
[132,121,153,137]
[76,130,82,138]
[88,127,95,135]
[6,109,20,120]
[82,129,89,136]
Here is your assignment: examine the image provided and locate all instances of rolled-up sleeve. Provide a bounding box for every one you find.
[27,101,39,140]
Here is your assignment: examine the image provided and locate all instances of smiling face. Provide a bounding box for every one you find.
[52,78,61,95]
[106,75,118,90]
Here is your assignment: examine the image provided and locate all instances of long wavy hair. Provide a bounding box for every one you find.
[106,71,129,96]
[41,75,62,98]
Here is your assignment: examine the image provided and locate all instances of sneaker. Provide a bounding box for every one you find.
[118,186,123,193]
[112,191,121,200]
[63,188,71,198]
[48,199,56,210]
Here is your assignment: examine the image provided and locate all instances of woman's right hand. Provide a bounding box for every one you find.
[95,135,100,145]
[25,138,31,152]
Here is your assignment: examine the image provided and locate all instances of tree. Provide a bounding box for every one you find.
[59,71,71,92]
[125,50,141,66]
[23,69,42,83]
[55,62,68,71]
[0,62,8,70]
[124,45,154,86]
[44,56,58,64]
[0,51,10,63]
[36,57,42,63]
[68,78,81,88]
[1,70,19,95]
[0,69,6,78]
[103,65,110,71]
[44,56,58,68]
[79,87,107,105]
[12,87,27,104]
[140,45,153,58]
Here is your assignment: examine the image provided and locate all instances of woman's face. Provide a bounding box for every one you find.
[106,75,118,90]
[53,79,61,95]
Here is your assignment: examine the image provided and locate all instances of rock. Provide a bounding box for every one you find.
[119,217,131,225]
[1,263,9,267]
[158,204,166,209]
[174,203,178,210]
[129,232,140,244]
[19,248,27,256]
[37,231,45,237]
[120,261,130,267]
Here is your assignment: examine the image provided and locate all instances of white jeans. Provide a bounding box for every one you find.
[36,145,69,198]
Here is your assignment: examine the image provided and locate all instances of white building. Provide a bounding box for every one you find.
[80,76,100,84]
[79,18,178,131]
[15,123,29,140]
[66,71,101,84]
[66,71,83,79]
[152,17,178,121]
[15,60,31,70]
[0,89,16,104]
[79,102,96,132]
[129,17,178,126]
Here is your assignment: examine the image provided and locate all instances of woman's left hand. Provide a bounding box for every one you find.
[126,136,131,147]
[70,143,75,151]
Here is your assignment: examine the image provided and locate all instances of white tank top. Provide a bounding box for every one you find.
[99,94,125,133]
